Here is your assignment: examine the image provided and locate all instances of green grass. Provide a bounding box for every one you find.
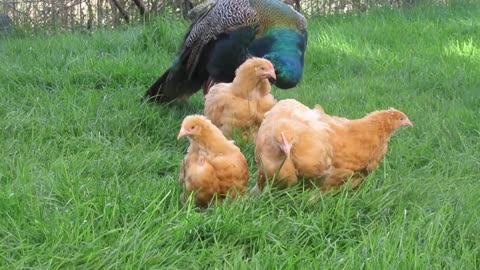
[1,2,480,268]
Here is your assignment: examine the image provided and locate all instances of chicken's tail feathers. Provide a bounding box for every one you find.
[314,104,325,114]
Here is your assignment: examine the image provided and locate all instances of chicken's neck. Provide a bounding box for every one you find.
[232,75,271,99]
[190,130,237,153]
[357,115,397,141]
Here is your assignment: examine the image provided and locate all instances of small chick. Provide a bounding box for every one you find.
[204,57,277,139]
[317,107,413,191]
[254,99,335,191]
[177,115,249,208]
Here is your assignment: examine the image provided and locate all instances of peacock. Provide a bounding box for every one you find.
[145,0,308,103]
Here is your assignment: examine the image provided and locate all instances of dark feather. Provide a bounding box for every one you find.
[144,0,307,103]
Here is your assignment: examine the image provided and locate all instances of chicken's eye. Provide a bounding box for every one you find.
[190,125,196,130]
[259,66,265,70]
[400,117,405,121]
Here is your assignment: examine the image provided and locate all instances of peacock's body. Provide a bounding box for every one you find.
[145,0,307,103]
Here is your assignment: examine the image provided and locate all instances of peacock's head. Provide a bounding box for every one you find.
[263,52,304,89]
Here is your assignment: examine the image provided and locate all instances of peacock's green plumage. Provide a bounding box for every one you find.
[146,0,308,103]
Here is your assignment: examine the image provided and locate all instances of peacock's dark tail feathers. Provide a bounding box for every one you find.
[144,68,171,102]
[144,56,206,102]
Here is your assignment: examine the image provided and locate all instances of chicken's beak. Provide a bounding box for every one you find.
[177,128,187,139]
[403,118,413,127]
[261,70,277,80]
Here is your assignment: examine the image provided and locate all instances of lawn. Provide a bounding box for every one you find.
[0,1,479,268]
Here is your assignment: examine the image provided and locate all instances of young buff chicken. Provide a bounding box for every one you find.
[315,106,413,191]
[254,99,335,191]
[177,115,249,208]
[204,57,277,139]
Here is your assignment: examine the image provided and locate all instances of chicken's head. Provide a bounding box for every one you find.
[177,115,209,139]
[238,57,276,82]
[387,109,413,129]
[255,60,276,81]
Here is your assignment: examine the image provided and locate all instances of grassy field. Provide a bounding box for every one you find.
[1,1,479,268]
